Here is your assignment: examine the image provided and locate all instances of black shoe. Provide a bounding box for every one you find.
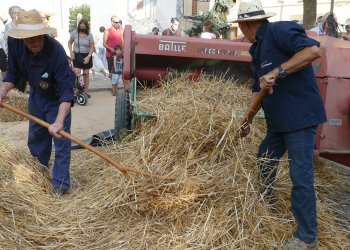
[86,93,91,98]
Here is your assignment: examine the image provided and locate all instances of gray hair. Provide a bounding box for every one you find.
[9,6,21,18]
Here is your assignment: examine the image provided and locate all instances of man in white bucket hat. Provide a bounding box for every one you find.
[0,9,76,195]
[235,1,326,249]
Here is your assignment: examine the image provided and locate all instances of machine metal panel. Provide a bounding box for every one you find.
[134,34,252,62]
[312,35,350,78]
[316,77,350,166]
[123,25,252,82]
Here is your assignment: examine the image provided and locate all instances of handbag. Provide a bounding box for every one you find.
[75,34,85,64]
[75,53,85,64]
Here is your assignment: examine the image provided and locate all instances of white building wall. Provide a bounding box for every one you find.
[90,0,129,36]
[155,0,178,30]
[3,0,349,51]
[89,0,178,35]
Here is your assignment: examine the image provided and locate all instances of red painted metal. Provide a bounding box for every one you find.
[122,25,252,83]
[312,35,350,167]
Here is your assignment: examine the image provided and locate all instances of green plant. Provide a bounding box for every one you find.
[68,4,90,32]
[185,0,233,39]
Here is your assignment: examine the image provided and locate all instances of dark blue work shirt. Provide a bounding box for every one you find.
[249,21,327,132]
[4,35,75,104]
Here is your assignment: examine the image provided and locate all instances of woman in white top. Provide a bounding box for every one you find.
[96,26,107,69]
[200,20,217,39]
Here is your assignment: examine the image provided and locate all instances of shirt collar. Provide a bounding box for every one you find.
[255,20,269,42]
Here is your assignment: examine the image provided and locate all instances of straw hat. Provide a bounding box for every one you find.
[8,9,56,39]
[232,0,276,23]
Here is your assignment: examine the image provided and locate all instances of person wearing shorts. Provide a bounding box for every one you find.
[111,45,123,96]
[68,19,94,98]
[103,16,123,79]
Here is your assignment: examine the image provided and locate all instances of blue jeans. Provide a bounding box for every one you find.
[257,126,317,243]
[28,91,71,192]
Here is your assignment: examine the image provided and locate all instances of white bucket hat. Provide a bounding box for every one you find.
[232,0,276,23]
[8,9,57,39]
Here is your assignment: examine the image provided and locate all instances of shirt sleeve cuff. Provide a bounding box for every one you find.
[59,93,74,103]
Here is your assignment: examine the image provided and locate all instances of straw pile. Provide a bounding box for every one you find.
[0,89,28,122]
[0,76,349,249]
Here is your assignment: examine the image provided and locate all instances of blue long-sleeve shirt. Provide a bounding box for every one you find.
[249,21,327,132]
[4,35,75,104]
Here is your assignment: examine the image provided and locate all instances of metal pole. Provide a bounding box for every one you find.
[330,0,334,14]
[60,0,63,29]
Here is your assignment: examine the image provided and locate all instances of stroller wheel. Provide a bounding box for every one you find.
[77,93,88,106]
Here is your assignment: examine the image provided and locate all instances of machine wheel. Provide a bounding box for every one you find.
[115,91,132,141]
[77,93,88,106]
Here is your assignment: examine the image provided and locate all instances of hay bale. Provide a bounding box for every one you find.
[0,89,28,122]
[0,76,349,249]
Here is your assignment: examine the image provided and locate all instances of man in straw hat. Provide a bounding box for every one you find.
[0,9,76,195]
[235,1,326,249]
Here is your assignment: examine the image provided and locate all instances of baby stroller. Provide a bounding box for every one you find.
[74,73,88,106]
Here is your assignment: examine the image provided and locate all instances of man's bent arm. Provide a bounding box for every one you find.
[262,45,322,90]
[49,101,71,138]
[280,45,321,75]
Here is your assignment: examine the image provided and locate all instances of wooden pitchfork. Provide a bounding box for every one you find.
[1,102,167,180]
[238,89,269,132]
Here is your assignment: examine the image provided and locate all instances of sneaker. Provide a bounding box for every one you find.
[283,238,318,250]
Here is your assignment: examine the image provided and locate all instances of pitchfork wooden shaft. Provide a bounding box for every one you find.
[245,89,268,124]
[1,102,166,179]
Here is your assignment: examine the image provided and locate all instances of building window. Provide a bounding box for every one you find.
[192,0,198,16]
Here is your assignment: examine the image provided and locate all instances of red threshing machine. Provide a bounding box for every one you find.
[311,35,350,167]
[116,25,350,167]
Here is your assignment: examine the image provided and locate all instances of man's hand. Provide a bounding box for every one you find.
[0,88,6,107]
[259,69,278,94]
[48,122,64,139]
[83,55,91,64]
[239,117,250,138]
[0,82,15,107]
[49,101,71,139]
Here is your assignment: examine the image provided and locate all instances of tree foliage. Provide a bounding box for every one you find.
[185,0,233,39]
[69,4,90,32]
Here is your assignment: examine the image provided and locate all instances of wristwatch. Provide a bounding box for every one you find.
[277,65,287,78]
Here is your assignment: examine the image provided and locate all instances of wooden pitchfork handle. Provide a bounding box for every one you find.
[239,89,268,130]
[1,102,167,180]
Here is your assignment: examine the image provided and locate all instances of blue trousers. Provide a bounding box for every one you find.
[257,126,317,243]
[28,93,71,191]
